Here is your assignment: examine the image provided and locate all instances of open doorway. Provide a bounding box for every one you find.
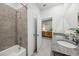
[42,17,52,39]
[33,18,37,53]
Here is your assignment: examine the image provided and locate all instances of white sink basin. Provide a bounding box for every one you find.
[57,41,77,48]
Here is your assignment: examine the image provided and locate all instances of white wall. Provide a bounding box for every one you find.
[41,4,79,33]
[64,3,78,32]
[41,4,64,33]
[27,3,42,56]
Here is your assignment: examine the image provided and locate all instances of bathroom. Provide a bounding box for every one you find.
[0,3,79,56]
[39,3,79,56]
[32,3,79,56]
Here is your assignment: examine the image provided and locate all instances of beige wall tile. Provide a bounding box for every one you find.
[17,6,27,48]
[0,4,16,51]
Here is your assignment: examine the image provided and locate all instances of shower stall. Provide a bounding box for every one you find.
[0,3,27,56]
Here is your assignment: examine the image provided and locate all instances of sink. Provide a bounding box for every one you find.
[57,41,77,48]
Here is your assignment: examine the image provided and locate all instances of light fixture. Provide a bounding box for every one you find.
[42,4,47,7]
[43,25,46,31]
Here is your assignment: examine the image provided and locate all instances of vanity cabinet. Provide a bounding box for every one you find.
[42,31,52,38]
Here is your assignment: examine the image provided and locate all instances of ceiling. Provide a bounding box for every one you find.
[5,3,63,10]
[36,3,63,10]
[5,3,27,10]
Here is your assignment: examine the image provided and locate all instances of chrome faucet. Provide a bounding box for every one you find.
[65,33,79,45]
[72,35,79,45]
[72,38,79,45]
[72,37,79,45]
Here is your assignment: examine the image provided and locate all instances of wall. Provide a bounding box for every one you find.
[17,6,27,48]
[0,4,16,51]
[41,4,64,33]
[27,3,42,56]
[41,4,79,33]
[64,3,78,32]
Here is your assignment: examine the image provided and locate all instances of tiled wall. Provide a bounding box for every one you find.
[0,4,16,51]
[0,4,27,51]
[17,6,27,48]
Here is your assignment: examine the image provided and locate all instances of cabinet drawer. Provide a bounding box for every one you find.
[42,31,52,38]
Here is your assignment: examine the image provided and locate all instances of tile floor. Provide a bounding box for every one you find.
[33,37,52,56]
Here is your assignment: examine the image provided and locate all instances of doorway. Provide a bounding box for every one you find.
[42,17,52,39]
[33,18,37,53]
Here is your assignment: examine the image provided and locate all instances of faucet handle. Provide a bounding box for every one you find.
[72,38,79,45]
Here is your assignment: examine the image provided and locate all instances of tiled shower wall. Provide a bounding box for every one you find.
[0,4,16,51]
[0,3,27,51]
[17,6,27,48]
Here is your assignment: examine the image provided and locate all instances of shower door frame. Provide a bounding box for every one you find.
[20,4,28,56]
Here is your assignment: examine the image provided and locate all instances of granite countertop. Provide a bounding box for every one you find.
[52,35,79,56]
